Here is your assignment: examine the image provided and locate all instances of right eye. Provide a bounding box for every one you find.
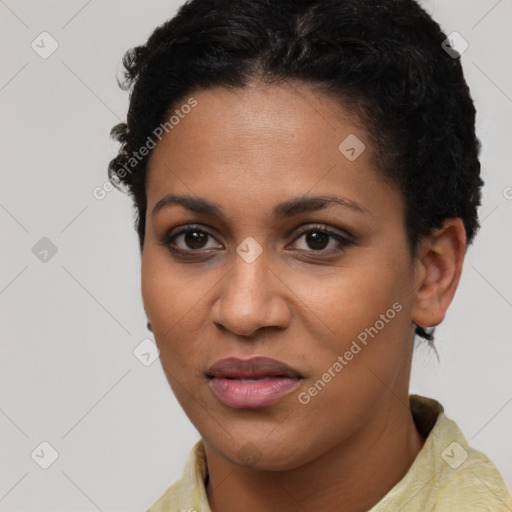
[161,224,223,256]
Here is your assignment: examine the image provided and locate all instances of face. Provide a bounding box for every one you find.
[141,81,420,471]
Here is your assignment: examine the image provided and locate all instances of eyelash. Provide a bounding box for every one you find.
[160,223,354,258]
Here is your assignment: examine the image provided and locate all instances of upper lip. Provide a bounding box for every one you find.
[206,356,303,379]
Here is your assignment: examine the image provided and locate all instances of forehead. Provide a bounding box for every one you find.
[145,81,402,221]
[149,81,365,164]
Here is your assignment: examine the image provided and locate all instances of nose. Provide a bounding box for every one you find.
[210,248,291,337]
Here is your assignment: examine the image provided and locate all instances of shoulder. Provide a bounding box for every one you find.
[371,395,512,512]
[432,425,512,511]
[146,480,181,512]
[415,395,512,511]
[146,439,208,512]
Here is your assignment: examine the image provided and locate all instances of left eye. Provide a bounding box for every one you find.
[289,225,353,253]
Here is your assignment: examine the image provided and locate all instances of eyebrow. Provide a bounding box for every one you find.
[151,193,369,220]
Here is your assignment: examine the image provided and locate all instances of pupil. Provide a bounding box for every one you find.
[307,231,328,250]
[185,230,207,249]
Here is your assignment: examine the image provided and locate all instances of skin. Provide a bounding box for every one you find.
[141,80,467,511]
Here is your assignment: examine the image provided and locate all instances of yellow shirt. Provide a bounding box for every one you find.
[147,395,512,511]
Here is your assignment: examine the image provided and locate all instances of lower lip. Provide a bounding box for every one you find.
[208,376,302,408]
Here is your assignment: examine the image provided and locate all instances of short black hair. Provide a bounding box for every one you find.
[108,0,483,343]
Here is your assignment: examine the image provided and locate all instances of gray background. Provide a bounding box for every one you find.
[1,0,511,509]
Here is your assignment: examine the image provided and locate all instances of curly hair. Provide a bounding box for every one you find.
[108,0,483,344]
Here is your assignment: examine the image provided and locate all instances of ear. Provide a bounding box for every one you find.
[411,218,467,328]
[142,301,153,332]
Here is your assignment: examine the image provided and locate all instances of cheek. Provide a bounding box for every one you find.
[141,244,219,371]
[301,263,403,340]
[141,253,174,334]
[334,262,411,367]
[141,250,208,405]
[141,246,194,344]
[291,255,412,388]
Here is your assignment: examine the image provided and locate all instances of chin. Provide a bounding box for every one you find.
[207,430,317,472]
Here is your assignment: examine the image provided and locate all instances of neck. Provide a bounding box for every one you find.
[205,396,425,512]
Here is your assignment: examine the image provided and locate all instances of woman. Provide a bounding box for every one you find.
[108,0,512,510]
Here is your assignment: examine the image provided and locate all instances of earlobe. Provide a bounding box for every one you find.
[143,302,153,332]
[411,218,467,328]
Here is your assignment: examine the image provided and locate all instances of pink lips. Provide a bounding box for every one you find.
[206,356,303,409]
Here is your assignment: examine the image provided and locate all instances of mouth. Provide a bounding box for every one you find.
[206,356,303,379]
[206,356,303,409]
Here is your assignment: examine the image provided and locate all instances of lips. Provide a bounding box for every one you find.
[206,356,302,379]
[206,356,303,408]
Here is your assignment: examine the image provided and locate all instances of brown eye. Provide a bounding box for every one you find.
[303,231,330,250]
[163,225,222,254]
[290,224,354,254]
[182,229,209,249]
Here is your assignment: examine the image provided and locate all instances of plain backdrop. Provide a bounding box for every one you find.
[1,0,511,510]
